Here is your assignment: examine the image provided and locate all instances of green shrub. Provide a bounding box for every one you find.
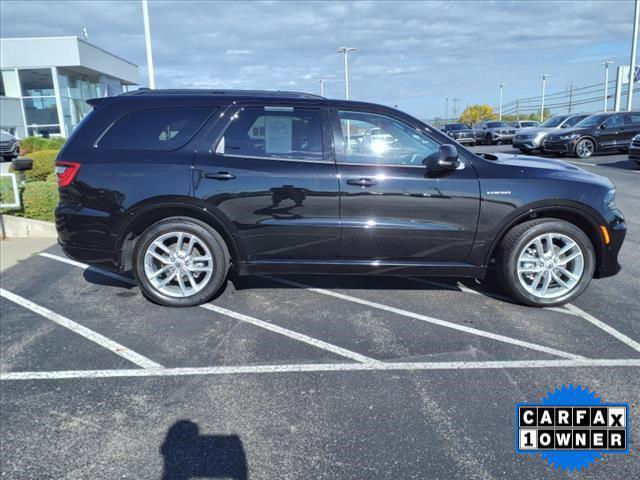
[46,172,58,183]
[10,149,60,182]
[22,181,58,222]
[19,136,66,154]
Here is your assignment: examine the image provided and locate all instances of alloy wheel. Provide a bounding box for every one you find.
[143,231,215,298]
[576,139,594,158]
[516,233,584,299]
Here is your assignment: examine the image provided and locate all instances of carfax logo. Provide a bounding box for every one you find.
[516,384,629,472]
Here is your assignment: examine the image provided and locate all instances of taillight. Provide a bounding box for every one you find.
[55,162,80,187]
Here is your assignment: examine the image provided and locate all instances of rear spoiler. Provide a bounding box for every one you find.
[86,97,109,108]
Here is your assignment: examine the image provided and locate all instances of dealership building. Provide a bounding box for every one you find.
[0,36,139,138]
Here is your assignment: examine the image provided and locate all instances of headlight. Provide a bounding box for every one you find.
[559,133,580,140]
[604,189,617,210]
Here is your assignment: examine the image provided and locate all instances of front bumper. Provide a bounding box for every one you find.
[629,145,640,159]
[513,137,543,150]
[542,139,574,153]
[596,217,626,279]
[0,143,18,157]
[452,136,475,145]
[492,133,515,143]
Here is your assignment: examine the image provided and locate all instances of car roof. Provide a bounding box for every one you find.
[119,88,325,100]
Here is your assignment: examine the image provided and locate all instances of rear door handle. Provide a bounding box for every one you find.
[347,178,377,187]
[204,172,236,180]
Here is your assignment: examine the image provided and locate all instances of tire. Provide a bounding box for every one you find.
[519,148,531,154]
[575,138,595,158]
[132,216,230,307]
[495,219,595,307]
[485,134,494,146]
[2,156,12,162]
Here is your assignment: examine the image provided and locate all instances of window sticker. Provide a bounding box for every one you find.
[265,115,292,154]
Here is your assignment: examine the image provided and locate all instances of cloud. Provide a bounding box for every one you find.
[0,0,636,117]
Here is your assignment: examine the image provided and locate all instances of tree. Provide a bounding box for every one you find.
[459,104,497,125]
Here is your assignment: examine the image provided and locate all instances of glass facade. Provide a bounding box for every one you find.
[0,67,125,138]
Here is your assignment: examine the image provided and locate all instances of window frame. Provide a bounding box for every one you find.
[95,106,216,151]
[330,107,447,169]
[212,104,331,164]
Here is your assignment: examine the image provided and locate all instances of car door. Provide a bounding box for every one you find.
[331,108,480,263]
[192,104,340,261]
[621,113,640,147]
[596,114,624,149]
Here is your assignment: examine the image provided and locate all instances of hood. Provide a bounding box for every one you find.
[547,126,591,136]
[517,127,556,135]
[0,130,16,142]
[479,152,612,187]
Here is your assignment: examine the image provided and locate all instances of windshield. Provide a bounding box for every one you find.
[539,115,568,128]
[487,121,507,128]
[575,114,609,128]
[445,124,467,130]
[521,121,537,127]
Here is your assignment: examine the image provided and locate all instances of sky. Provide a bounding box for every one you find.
[0,0,637,119]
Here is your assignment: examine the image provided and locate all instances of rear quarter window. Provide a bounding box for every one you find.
[97,107,214,151]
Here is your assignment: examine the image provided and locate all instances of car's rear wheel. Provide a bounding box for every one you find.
[496,219,595,307]
[575,138,595,158]
[133,217,230,307]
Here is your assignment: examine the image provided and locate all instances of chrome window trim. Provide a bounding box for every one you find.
[219,152,333,164]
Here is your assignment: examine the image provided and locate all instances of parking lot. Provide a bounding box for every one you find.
[1,147,639,479]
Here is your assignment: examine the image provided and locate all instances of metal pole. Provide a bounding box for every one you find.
[540,74,549,122]
[142,0,156,89]
[567,81,574,113]
[452,98,460,120]
[516,99,520,120]
[445,97,449,121]
[627,0,639,111]
[317,79,325,96]
[498,83,504,121]
[337,47,356,100]
[602,61,613,112]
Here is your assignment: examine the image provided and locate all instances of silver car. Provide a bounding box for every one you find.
[0,130,19,161]
[512,114,588,153]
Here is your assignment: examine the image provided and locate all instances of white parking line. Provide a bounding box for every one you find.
[39,253,136,285]
[564,303,640,353]
[201,303,380,364]
[2,358,638,381]
[266,277,585,360]
[0,288,162,370]
[39,253,378,364]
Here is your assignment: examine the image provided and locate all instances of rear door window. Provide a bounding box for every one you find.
[98,107,213,150]
[217,106,323,161]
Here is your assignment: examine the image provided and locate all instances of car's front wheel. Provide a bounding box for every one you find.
[485,134,494,145]
[496,219,595,307]
[575,138,595,158]
[133,217,230,307]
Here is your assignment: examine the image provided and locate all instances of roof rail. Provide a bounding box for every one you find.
[117,88,324,99]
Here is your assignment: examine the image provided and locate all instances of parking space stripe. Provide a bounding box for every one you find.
[201,303,381,364]
[2,358,638,381]
[39,252,379,364]
[564,303,640,353]
[266,277,585,360]
[39,253,136,286]
[0,288,163,370]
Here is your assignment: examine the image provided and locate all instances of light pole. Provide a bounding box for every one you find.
[602,61,614,112]
[337,47,356,99]
[445,97,449,121]
[452,98,460,120]
[540,74,549,122]
[317,79,326,97]
[498,83,504,121]
[141,0,155,89]
[627,0,639,111]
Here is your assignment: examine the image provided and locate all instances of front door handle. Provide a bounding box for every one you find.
[347,178,377,187]
[204,172,236,180]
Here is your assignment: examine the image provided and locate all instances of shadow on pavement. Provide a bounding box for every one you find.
[160,420,248,480]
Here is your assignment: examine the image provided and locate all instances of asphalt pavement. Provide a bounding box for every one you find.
[0,145,639,479]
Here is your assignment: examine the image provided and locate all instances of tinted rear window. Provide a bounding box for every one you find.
[98,107,213,150]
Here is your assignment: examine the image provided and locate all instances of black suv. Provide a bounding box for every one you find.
[54,90,626,308]
[441,123,476,145]
[544,111,640,158]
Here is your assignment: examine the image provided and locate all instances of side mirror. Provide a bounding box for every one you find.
[426,145,459,171]
[599,123,607,130]
[561,124,569,128]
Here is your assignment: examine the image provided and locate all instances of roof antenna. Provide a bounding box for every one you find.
[82,28,89,41]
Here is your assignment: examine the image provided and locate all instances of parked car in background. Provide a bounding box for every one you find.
[441,123,476,145]
[54,89,625,308]
[0,130,19,161]
[629,134,640,166]
[471,121,516,145]
[508,120,540,130]
[512,114,588,153]
[544,111,640,158]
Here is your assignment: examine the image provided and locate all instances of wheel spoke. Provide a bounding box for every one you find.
[530,271,544,291]
[539,273,552,296]
[176,232,184,253]
[545,234,554,255]
[157,270,177,288]
[187,264,213,272]
[185,269,197,289]
[153,240,172,255]
[177,274,188,296]
[149,265,172,279]
[551,271,571,289]
[148,251,171,264]
[186,237,196,256]
[190,255,212,262]
[559,251,582,265]
[558,267,579,281]
[535,238,545,257]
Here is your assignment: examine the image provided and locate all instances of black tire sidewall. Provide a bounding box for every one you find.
[133,218,229,307]
[501,221,595,307]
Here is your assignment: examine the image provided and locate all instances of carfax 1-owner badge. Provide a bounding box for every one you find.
[516,384,630,472]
